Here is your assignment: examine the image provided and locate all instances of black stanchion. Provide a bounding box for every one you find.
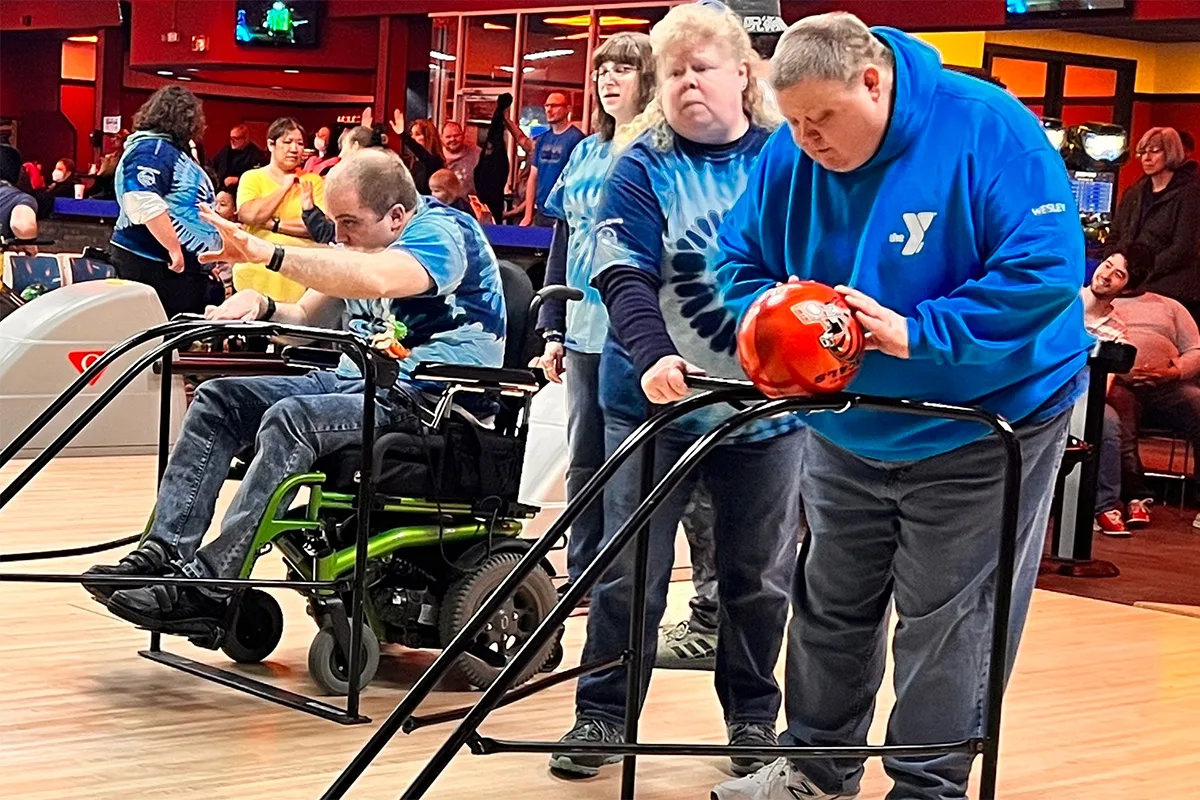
[320,382,1022,800]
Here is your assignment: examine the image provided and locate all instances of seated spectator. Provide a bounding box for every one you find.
[1107,127,1200,323]
[45,158,79,197]
[1081,244,1152,535]
[1108,275,1200,530]
[303,125,339,176]
[1179,130,1196,179]
[20,161,44,192]
[211,124,267,190]
[213,189,238,222]
[0,143,38,243]
[428,168,473,214]
[301,125,375,245]
[234,117,325,303]
[86,130,128,199]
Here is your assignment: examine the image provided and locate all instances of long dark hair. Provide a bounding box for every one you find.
[591,32,655,142]
[133,86,205,150]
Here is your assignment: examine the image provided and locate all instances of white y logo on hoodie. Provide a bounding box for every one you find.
[895,211,937,256]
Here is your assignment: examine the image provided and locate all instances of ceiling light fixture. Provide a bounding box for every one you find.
[483,22,511,31]
[552,32,590,41]
[524,48,574,61]
[186,68,199,72]
[499,66,536,73]
[284,69,299,74]
[157,70,174,76]
[430,50,456,62]
[67,34,98,43]
[177,76,192,81]
[543,14,649,27]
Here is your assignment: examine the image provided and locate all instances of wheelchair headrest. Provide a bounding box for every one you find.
[498,260,537,370]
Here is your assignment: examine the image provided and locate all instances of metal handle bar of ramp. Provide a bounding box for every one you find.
[321,377,1021,800]
[0,317,386,725]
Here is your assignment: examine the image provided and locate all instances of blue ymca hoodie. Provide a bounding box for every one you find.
[716,28,1092,462]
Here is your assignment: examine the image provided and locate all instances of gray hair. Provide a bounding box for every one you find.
[770,12,893,90]
[327,148,418,217]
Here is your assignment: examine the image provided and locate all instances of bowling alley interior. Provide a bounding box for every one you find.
[4,1,1200,798]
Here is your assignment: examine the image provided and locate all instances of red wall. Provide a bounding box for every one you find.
[128,0,378,70]
[60,84,97,171]
[0,31,80,179]
[0,0,120,31]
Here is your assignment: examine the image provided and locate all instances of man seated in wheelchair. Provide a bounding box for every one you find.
[83,148,508,634]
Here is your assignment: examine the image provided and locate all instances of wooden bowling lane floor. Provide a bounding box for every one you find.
[3,456,1200,798]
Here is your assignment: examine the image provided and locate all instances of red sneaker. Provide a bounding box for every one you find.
[1094,508,1130,537]
[1126,499,1153,529]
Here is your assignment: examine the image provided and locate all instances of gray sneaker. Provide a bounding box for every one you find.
[712,757,859,800]
[655,619,717,670]
[548,717,624,779]
[727,722,778,776]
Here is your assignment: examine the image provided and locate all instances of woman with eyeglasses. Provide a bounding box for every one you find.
[547,4,801,781]
[530,31,656,604]
[1108,126,1200,322]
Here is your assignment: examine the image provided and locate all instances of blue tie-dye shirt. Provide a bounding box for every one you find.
[337,198,507,392]
[590,125,802,443]
[543,134,615,354]
[111,131,220,272]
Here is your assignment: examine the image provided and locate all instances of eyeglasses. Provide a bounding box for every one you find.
[591,63,638,83]
[1137,146,1164,156]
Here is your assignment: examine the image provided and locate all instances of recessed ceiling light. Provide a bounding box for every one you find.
[271,85,282,90]
[284,69,299,74]
[177,76,192,81]
[67,35,98,43]
[524,49,574,61]
[157,70,174,76]
[483,23,511,31]
[186,68,199,72]
[430,50,456,62]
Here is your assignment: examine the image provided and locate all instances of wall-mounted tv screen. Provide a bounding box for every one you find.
[236,1,319,47]
[1007,0,1127,14]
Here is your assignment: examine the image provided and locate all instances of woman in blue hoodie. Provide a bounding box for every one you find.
[547,2,803,781]
[712,13,1092,800]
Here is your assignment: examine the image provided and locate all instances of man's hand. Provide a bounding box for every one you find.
[836,286,910,359]
[204,289,265,321]
[390,109,406,136]
[530,341,565,383]
[1127,364,1181,387]
[167,248,185,274]
[198,204,275,265]
[641,355,705,404]
[299,180,314,211]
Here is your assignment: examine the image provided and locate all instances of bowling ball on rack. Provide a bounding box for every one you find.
[736,280,865,398]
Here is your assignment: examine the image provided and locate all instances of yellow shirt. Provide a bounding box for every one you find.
[233,168,326,302]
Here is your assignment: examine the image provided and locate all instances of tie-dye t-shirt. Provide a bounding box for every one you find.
[338,198,506,392]
[543,133,615,354]
[111,131,220,272]
[590,125,802,443]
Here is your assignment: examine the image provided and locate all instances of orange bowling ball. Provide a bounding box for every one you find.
[736,280,866,397]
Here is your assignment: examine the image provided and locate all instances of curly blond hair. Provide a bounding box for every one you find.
[615,3,780,152]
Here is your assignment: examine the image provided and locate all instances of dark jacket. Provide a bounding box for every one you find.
[1108,169,1200,304]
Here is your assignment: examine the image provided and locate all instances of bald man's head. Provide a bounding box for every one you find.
[544,92,570,124]
[325,149,419,250]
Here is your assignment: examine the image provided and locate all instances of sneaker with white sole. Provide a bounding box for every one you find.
[1094,508,1130,537]
[655,619,717,670]
[1126,498,1153,529]
[711,757,858,800]
[548,717,624,779]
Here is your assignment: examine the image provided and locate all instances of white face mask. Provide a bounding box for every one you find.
[52,169,66,182]
[314,138,326,152]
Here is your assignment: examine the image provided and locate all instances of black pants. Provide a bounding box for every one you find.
[110,247,219,319]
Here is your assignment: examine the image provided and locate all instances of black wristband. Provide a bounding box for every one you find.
[542,329,565,343]
[260,297,277,321]
[271,216,281,233]
[266,245,285,272]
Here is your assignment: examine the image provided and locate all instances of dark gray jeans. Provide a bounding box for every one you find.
[783,410,1070,800]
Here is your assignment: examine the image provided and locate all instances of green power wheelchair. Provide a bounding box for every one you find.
[0,261,581,722]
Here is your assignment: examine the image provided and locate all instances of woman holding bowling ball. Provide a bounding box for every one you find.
[548,2,804,780]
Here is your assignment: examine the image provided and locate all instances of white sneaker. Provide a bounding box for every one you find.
[711,757,858,800]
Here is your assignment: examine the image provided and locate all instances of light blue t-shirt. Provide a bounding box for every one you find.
[543,133,614,354]
[591,126,802,443]
[111,131,220,273]
[338,198,506,391]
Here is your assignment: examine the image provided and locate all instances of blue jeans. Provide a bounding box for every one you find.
[1095,404,1122,513]
[564,349,605,584]
[146,372,399,585]
[574,403,801,726]
[784,410,1070,800]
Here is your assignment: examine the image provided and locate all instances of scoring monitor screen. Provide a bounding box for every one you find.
[235,1,319,47]
[1068,171,1115,216]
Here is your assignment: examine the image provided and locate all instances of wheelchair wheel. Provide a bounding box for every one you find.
[307,623,380,696]
[220,589,283,664]
[439,551,559,691]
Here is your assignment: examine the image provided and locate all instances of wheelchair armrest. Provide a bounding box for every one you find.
[280,346,342,370]
[413,362,540,392]
[280,346,400,388]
